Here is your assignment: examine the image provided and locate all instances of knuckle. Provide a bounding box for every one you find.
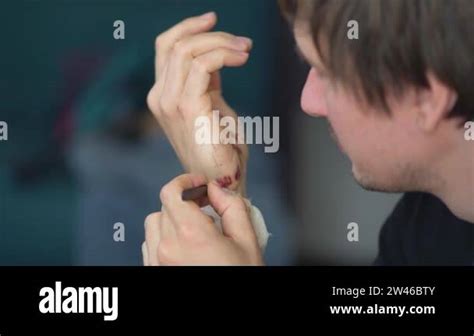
[172,40,189,58]
[155,34,164,51]
[157,239,174,264]
[191,57,208,74]
[178,221,197,241]
[146,88,159,113]
[158,96,175,116]
[159,183,173,205]
[144,212,158,231]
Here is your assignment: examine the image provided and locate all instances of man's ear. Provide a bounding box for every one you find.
[415,72,458,132]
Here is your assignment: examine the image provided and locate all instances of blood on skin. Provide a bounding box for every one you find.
[216,144,242,188]
[216,176,232,188]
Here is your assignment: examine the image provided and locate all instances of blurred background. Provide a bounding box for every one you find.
[0,0,400,266]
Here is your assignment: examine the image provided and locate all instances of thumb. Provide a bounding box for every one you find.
[207,181,257,246]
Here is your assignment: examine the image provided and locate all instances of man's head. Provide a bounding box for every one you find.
[280,0,473,193]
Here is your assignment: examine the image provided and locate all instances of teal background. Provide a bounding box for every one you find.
[0,0,282,265]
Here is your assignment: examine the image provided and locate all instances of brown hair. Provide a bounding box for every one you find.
[279,0,474,122]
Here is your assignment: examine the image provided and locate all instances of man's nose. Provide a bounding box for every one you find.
[300,68,328,118]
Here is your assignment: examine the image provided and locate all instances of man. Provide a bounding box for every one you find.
[143,0,473,266]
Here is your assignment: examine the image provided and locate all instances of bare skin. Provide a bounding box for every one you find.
[293,14,474,223]
[142,174,263,266]
[143,10,473,266]
[146,12,249,194]
[145,12,262,265]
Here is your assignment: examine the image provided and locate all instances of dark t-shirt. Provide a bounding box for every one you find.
[374,192,473,266]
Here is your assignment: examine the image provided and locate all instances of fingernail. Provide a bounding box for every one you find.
[234,36,253,50]
[200,11,215,20]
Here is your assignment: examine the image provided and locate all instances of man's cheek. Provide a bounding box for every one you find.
[326,99,356,152]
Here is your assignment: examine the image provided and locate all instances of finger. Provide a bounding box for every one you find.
[207,181,257,247]
[147,61,169,118]
[162,32,252,102]
[183,48,250,100]
[160,174,215,235]
[160,174,208,210]
[144,212,161,266]
[141,242,149,266]
[155,12,217,81]
[158,209,176,243]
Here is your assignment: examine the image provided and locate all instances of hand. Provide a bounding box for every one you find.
[142,174,264,266]
[147,12,251,193]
